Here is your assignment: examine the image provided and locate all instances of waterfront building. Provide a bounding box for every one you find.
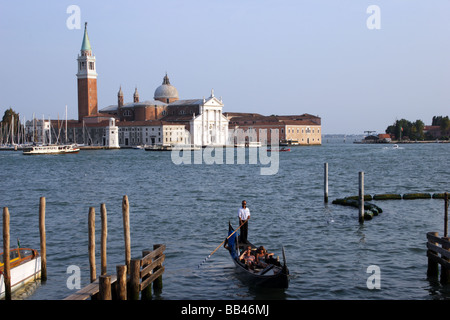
[226,113,322,146]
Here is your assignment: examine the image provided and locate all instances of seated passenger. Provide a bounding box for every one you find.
[256,246,275,265]
[239,246,255,269]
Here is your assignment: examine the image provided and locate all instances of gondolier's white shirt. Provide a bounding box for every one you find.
[238,207,250,220]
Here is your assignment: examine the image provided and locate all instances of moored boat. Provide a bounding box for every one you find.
[224,222,289,289]
[22,144,80,155]
[0,248,41,299]
[267,147,291,152]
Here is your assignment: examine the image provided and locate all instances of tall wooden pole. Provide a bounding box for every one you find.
[88,207,96,283]
[100,203,107,275]
[122,195,131,273]
[3,207,11,300]
[444,192,448,238]
[441,236,450,284]
[39,197,47,281]
[324,163,329,203]
[359,172,364,224]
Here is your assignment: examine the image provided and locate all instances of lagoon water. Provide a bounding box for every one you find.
[1,140,449,300]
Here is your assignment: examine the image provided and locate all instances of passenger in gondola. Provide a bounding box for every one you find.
[256,246,275,265]
[239,246,256,269]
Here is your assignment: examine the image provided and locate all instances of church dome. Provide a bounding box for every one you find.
[154,73,179,102]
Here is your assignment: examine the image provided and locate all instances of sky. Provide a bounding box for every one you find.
[0,0,449,134]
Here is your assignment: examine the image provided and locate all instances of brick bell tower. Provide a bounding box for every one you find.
[77,22,98,122]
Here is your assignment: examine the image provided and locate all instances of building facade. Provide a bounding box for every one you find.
[226,113,322,146]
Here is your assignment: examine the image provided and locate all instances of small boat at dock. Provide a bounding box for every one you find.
[224,222,289,288]
[0,248,41,299]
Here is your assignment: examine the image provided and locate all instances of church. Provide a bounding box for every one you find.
[74,23,229,148]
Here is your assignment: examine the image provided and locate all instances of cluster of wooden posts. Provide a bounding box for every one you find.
[2,197,47,300]
[426,193,449,284]
[64,195,165,300]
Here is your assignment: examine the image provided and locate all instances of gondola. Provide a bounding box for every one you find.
[224,222,289,289]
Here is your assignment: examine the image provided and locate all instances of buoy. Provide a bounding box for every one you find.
[364,211,374,220]
[344,195,373,201]
[331,197,382,218]
[402,193,431,200]
[373,194,402,200]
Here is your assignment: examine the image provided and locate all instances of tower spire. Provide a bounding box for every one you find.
[81,22,92,53]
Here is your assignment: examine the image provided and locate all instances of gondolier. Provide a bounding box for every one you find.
[238,200,250,244]
[224,222,289,289]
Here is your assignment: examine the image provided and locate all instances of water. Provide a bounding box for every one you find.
[0,141,449,300]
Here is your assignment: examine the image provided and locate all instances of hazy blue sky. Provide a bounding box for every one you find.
[1,1,449,134]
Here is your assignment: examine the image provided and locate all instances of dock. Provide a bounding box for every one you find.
[64,195,165,300]
[426,193,449,284]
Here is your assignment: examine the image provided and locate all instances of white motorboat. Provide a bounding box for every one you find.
[0,248,41,299]
[22,144,80,155]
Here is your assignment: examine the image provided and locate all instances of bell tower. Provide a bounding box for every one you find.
[77,22,98,122]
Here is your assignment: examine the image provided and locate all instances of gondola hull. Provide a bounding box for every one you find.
[225,223,289,289]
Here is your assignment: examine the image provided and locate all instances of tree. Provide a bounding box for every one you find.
[385,118,425,140]
[1,108,22,144]
[440,116,450,137]
[411,120,425,141]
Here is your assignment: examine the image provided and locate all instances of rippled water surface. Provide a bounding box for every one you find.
[1,141,449,300]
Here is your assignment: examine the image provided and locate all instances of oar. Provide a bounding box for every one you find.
[198,221,246,268]
[282,246,287,266]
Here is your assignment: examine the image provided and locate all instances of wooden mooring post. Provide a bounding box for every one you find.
[39,197,47,281]
[101,203,107,276]
[3,207,11,300]
[324,163,329,203]
[64,196,166,300]
[358,172,364,224]
[122,195,131,273]
[444,192,448,238]
[88,207,96,283]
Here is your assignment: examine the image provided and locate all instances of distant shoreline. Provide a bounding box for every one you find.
[353,140,450,144]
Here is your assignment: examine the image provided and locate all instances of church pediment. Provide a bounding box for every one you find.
[203,96,223,107]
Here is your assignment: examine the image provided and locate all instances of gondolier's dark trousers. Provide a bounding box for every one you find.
[239,220,249,244]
